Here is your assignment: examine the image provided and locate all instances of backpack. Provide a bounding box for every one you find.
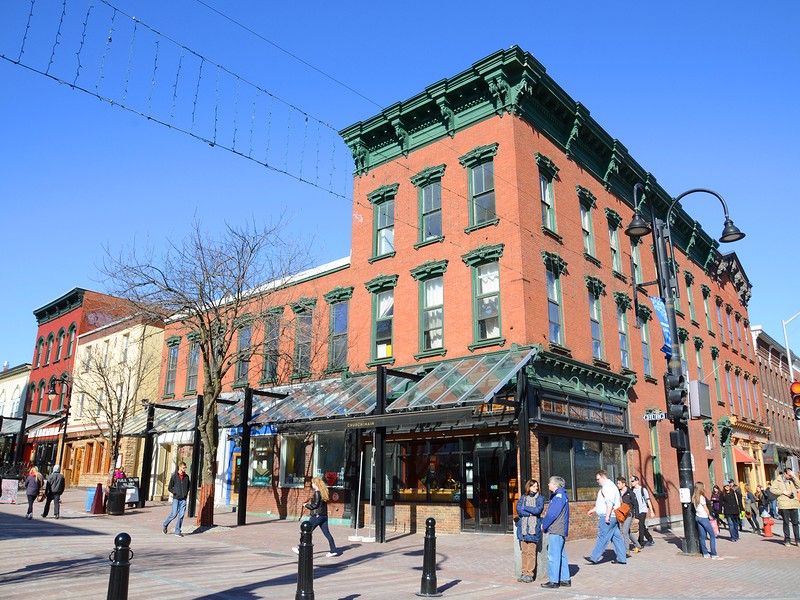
[763,486,779,503]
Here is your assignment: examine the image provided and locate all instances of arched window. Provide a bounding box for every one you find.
[26,384,36,412]
[45,333,55,365]
[35,338,44,367]
[55,328,66,362]
[66,323,77,358]
[37,380,46,413]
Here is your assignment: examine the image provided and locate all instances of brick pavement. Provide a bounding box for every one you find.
[1,489,799,599]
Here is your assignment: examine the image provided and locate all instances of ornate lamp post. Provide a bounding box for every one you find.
[46,375,72,468]
[625,183,745,555]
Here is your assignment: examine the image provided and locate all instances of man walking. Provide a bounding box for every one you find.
[162,462,190,537]
[42,465,65,519]
[769,468,800,546]
[540,476,570,589]
[585,470,627,564]
[631,475,655,547]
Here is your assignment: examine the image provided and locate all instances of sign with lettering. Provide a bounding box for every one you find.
[114,477,140,504]
[643,411,667,422]
[0,479,18,504]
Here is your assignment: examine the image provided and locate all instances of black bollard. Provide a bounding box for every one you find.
[295,520,314,600]
[107,532,133,600]
[416,517,442,597]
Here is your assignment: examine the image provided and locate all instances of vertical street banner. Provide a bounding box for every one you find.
[649,296,672,357]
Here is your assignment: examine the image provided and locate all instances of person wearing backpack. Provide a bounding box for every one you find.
[769,468,800,546]
[631,475,655,547]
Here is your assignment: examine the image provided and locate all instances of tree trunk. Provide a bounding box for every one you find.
[196,389,219,527]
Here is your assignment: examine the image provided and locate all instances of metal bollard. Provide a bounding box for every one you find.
[416,517,442,597]
[295,520,314,600]
[107,532,133,600]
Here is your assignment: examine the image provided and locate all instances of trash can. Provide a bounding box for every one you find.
[86,487,97,512]
[107,487,126,516]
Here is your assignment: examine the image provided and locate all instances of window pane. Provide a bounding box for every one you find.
[477,263,499,294]
[280,436,306,486]
[315,433,346,487]
[250,437,274,487]
[550,436,573,498]
[574,439,601,501]
[425,278,443,307]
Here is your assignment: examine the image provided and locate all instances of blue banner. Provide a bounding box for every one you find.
[650,296,672,357]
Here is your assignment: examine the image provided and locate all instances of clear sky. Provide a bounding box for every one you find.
[1,0,799,368]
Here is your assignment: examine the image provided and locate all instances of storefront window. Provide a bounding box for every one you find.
[396,440,463,503]
[280,435,307,487]
[540,435,625,502]
[250,436,275,487]
[314,432,345,488]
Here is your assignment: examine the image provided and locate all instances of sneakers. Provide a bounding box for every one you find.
[292,547,299,555]
[326,552,339,557]
[646,540,655,547]
[702,554,711,559]
[26,514,32,520]
[162,526,168,535]
[520,575,533,583]
[54,515,59,519]
[174,533,184,537]
[711,556,723,560]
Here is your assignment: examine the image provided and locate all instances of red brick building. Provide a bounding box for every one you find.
[153,47,757,537]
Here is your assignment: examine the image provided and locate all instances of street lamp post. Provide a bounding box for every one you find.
[46,375,72,468]
[626,183,745,555]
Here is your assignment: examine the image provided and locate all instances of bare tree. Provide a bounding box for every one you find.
[101,219,310,526]
[72,321,163,480]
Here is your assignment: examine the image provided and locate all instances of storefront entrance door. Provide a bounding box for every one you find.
[230,452,241,503]
[464,445,510,533]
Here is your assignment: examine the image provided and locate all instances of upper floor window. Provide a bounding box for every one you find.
[734,314,744,353]
[121,333,130,363]
[290,299,317,377]
[459,143,498,230]
[725,306,734,344]
[186,340,200,392]
[411,165,446,245]
[329,301,349,370]
[262,310,282,382]
[55,329,65,362]
[35,338,44,368]
[463,244,505,347]
[83,346,92,372]
[605,208,624,274]
[368,184,398,260]
[586,276,606,360]
[716,299,725,342]
[374,290,394,359]
[66,324,76,358]
[577,186,597,258]
[410,261,448,357]
[684,272,697,322]
[102,340,110,367]
[615,293,632,369]
[638,308,653,377]
[45,334,54,365]
[164,336,181,396]
[235,322,252,385]
[544,252,568,346]
[536,153,559,233]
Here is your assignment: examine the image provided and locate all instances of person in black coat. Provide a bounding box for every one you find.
[42,465,66,518]
[721,483,741,541]
[292,476,339,557]
[162,462,190,537]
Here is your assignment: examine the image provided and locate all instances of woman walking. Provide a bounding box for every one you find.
[516,479,544,582]
[24,467,43,520]
[293,477,340,557]
[693,482,720,559]
[743,485,761,533]
[721,483,740,541]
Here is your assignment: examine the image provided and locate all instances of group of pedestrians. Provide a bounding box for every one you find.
[23,465,66,520]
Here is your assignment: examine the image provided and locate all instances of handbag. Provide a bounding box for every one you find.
[36,490,46,502]
[710,517,719,535]
[614,502,631,522]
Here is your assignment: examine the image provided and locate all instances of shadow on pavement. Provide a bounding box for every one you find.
[0,511,106,540]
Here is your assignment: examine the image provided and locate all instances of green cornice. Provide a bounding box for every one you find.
[367,183,399,205]
[541,251,568,275]
[614,291,632,311]
[684,270,695,285]
[576,185,596,208]
[693,335,704,349]
[458,143,499,169]
[585,275,606,297]
[710,345,720,359]
[700,284,711,298]
[677,327,690,342]
[604,207,624,230]
[340,46,722,273]
[410,164,446,188]
[265,306,285,317]
[462,244,505,267]
[323,286,354,304]
[637,304,652,322]
[534,152,559,180]
[186,331,201,343]
[166,335,182,348]
[410,259,449,281]
[33,287,88,325]
[290,297,317,314]
[364,274,399,294]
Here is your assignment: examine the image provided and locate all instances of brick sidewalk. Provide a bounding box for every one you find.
[1,488,799,599]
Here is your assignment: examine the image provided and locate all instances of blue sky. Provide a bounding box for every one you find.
[1,0,799,367]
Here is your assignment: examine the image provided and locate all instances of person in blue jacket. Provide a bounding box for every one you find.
[516,478,544,582]
[540,475,571,589]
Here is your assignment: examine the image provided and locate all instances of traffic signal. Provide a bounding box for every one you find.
[665,372,688,421]
[791,381,800,420]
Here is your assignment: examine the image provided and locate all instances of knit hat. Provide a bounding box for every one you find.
[53,465,61,473]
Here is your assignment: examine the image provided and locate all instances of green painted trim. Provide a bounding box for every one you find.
[693,335,704,349]
[410,164,446,187]
[614,291,632,311]
[468,337,506,352]
[367,251,396,264]
[364,274,399,294]
[232,381,248,389]
[275,262,350,292]
[677,327,690,342]
[585,275,606,296]
[534,152,559,179]
[324,286,354,304]
[290,297,317,314]
[186,331,201,342]
[33,287,87,325]
[410,260,449,281]
[458,143,499,169]
[541,250,568,275]
[324,366,350,376]
[576,185,597,208]
[464,218,499,234]
[604,207,623,230]
[584,253,601,267]
[367,183,399,205]
[161,393,175,400]
[265,306,285,317]
[413,237,445,250]
[542,227,563,243]
[530,346,635,402]
[165,335,182,347]
[366,357,395,368]
[684,270,695,285]
[414,348,447,360]
[289,372,312,381]
[462,243,505,267]
[637,304,653,321]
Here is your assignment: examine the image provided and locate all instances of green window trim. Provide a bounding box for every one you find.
[364,274,399,294]
[462,244,505,267]
[410,259,448,281]
[589,290,604,361]
[369,183,399,260]
[546,267,565,346]
[414,237,445,250]
[464,217,500,234]
[411,165,446,245]
[534,152,560,180]
[165,335,182,347]
[460,143,498,229]
[470,260,502,345]
[414,348,447,361]
[541,250,568,275]
[537,155,558,233]
[418,275,445,354]
[458,142,499,169]
[323,287,354,305]
[290,297,317,314]
[327,300,349,371]
[371,287,395,362]
[614,291,632,311]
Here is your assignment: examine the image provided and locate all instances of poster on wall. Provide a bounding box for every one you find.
[1,479,19,504]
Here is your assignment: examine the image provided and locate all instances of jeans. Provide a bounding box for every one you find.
[42,493,61,517]
[779,508,800,543]
[637,511,653,545]
[547,533,570,584]
[589,515,627,563]
[26,494,36,516]
[309,514,337,553]
[163,498,187,534]
[695,516,717,557]
[725,515,739,541]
